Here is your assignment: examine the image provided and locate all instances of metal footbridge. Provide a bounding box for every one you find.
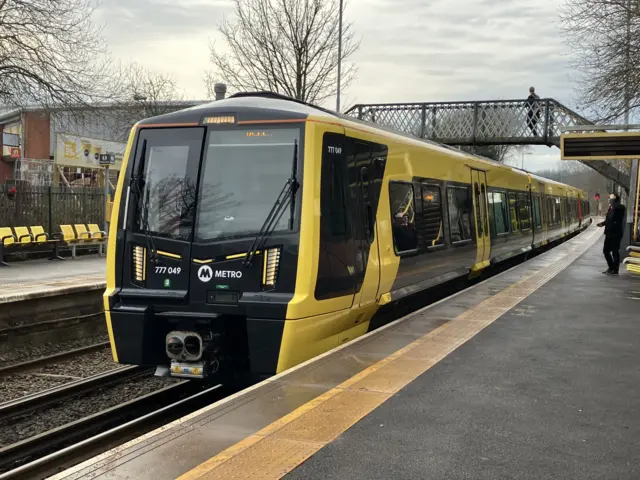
[344,99,630,191]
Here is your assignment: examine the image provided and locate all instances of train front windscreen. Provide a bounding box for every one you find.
[132,126,301,244]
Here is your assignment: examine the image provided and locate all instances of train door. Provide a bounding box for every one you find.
[471,169,491,268]
[347,138,384,308]
[123,127,203,295]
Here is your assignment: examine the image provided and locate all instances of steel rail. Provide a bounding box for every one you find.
[0,365,152,421]
[0,342,110,377]
[0,381,225,478]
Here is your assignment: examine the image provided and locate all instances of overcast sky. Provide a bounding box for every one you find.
[95,0,579,172]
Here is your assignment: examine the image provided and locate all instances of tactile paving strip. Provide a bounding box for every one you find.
[0,274,106,303]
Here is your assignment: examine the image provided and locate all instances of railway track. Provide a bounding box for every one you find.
[0,374,224,479]
[0,342,110,377]
[0,366,151,421]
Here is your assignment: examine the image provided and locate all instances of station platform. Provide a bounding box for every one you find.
[0,257,105,304]
[51,224,640,480]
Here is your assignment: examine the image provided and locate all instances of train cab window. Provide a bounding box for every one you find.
[389,182,418,254]
[447,186,473,243]
[517,193,531,231]
[508,193,519,232]
[421,184,444,247]
[533,196,542,229]
[133,127,204,241]
[320,133,348,236]
[196,127,301,241]
[489,191,509,235]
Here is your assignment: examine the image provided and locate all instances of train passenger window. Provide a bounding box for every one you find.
[490,191,509,235]
[518,193,531,231]
[555,198,562,224]
[508,193,519,232]
[487,192,495,235]
[533,196,542,228]
[481,184,488,235]
[447,186,473,243]
[548,197,556,226]
[474,183,484,237]
[389,182,418,254]
[421,184,444,246]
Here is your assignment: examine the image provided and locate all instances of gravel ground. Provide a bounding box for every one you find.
[0,333,109,367]
[1,348,118,402]
[0,374,177,448]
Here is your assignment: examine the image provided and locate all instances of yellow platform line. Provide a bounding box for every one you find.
[179,227,601,480]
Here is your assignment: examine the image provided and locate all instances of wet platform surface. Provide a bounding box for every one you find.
[0,257,105,303]
[50,225,640,480]
[286,235,640,479]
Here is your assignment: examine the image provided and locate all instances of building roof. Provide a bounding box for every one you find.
[0,99,210,124]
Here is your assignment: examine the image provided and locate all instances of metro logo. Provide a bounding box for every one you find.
[197,265,213,282]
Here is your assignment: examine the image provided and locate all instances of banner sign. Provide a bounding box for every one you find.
[55,133,125,170]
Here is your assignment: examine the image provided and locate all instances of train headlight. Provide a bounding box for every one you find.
[133,245,146,284]
[262,247,281,288]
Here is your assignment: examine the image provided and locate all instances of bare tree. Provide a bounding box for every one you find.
[559,0,640,122]
[457,144,525,163]
[117,63,186,117]
[535,161,611,212]
[205,0,359,104]
[0,0,114,108]
[50,63,191,145]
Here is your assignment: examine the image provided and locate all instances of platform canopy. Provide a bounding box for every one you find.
[559,125,635,192]
[561,125,640,161]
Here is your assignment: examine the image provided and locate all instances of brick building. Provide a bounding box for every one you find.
[0,100,207,185]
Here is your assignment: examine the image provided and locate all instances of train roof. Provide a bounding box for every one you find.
[138,92,584,194]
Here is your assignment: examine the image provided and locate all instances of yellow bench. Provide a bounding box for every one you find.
[0,226,63,266]
[0,223,108,264]
[0,226,18,266]
[59,223,108,258]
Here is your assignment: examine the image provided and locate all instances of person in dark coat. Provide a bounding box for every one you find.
[526,86,541,136]
[597,193,626,275]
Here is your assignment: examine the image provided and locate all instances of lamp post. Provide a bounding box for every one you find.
[336,0,343,113]
[521,152,532,170]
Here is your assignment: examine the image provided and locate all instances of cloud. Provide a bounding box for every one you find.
[94,0,578,172]
[96,0,230,39]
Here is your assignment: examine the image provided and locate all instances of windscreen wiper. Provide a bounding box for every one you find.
[129,139,158,263]
[243,140,299,267]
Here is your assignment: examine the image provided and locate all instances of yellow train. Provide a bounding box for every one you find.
[103,92,591,380]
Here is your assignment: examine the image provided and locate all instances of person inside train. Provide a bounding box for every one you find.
[393,212,417,252]
[598,192,626,275]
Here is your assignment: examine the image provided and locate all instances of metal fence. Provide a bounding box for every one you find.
[0,182,105,235]
[344,98,630,192]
